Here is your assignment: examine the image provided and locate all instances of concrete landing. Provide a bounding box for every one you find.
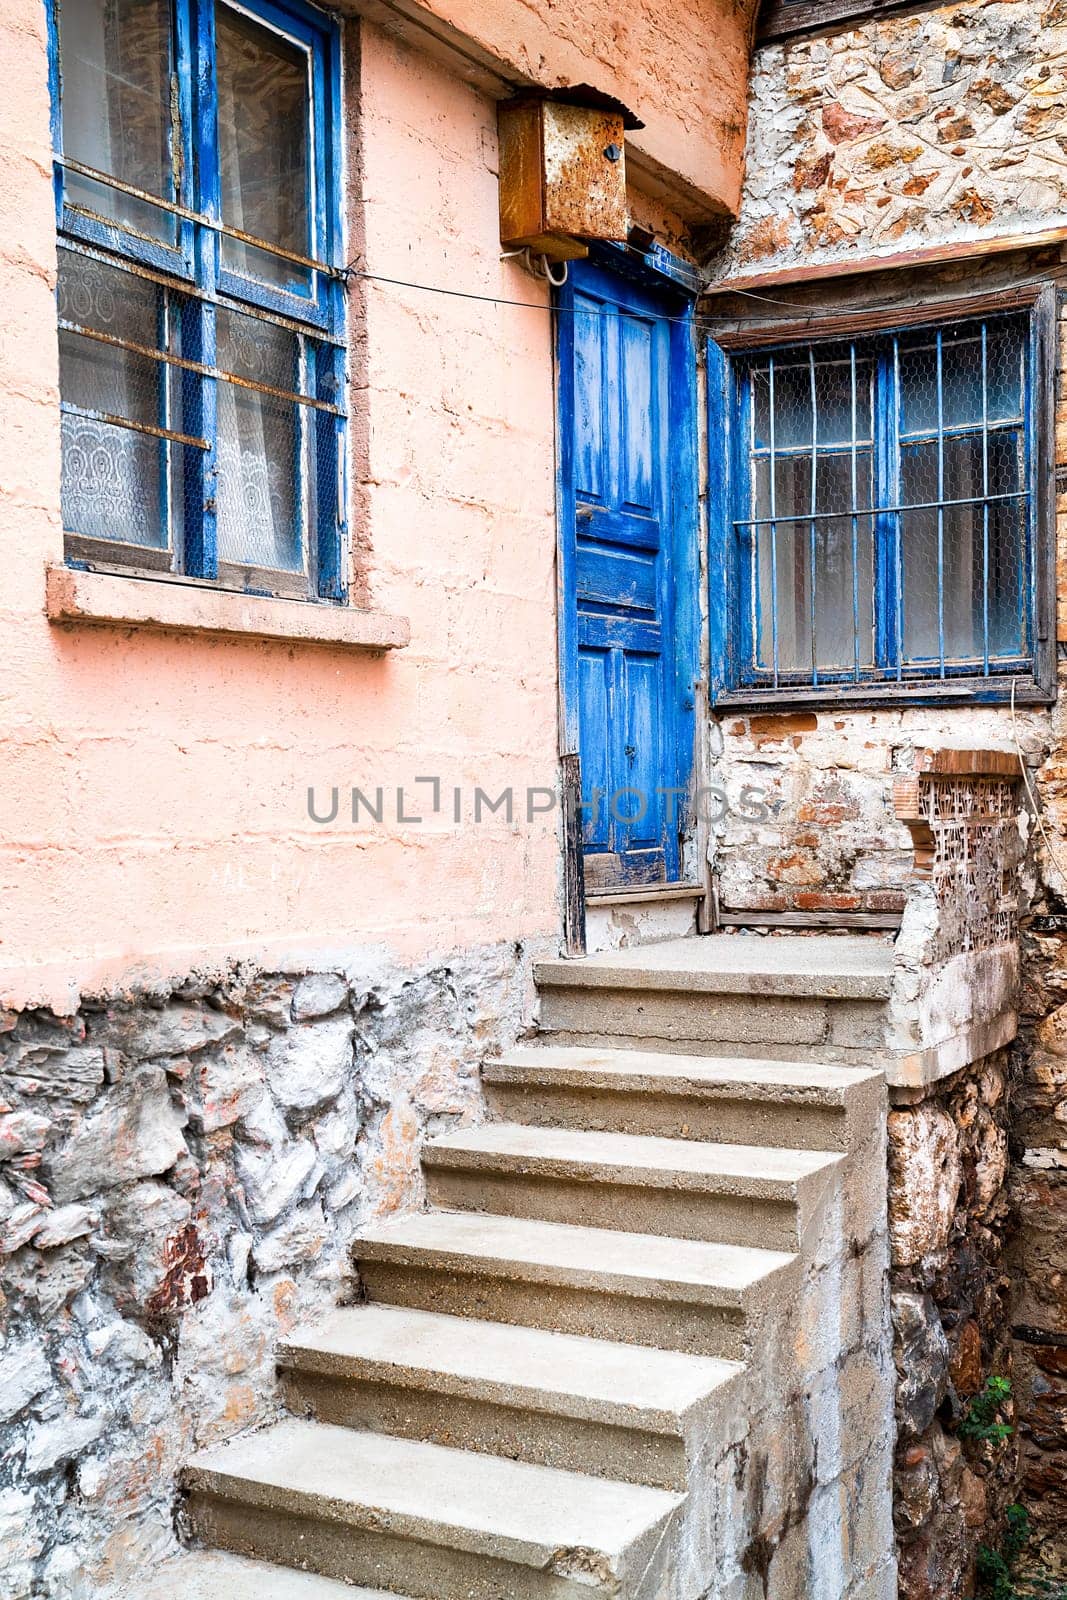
[536,933,895,998]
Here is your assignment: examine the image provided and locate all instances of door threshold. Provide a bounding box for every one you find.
[586,880,705,907]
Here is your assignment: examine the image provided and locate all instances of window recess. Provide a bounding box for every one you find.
[708,291,1056,706]
[47,0,347,602]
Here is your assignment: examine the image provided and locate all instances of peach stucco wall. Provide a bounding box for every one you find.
[349,0,758,220]
[0,3,567,1009]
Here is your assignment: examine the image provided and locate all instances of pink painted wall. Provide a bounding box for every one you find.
[0,4,569,1009]
[356,0,759,221]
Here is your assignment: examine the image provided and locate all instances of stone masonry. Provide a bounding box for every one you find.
[0,943,535,1599]
[716,0,1067,280]
[888,1051,1016,1600]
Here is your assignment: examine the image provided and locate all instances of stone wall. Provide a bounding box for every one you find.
[714,0,1067,281]
[0,942,534,1599]
[710,704,1047,926]
[888,1051,1016,1600]
[1008,933,1067,1582]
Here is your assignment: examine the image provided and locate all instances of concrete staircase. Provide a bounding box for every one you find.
[178,935,896,1600]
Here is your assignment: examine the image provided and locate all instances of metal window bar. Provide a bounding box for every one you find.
[981,322,990,674]
[735,489,1028,527]
[936,329,946,678]
[58,319,345,416]
[736,315,1032,689]
[808,346,818,685]
[58,400,208,451]
[850,343,860,681]
[56,155,345,281]
[61,227,348,351]
[893,336,903,682]
[769,356,779,686]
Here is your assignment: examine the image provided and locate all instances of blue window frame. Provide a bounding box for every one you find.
[708,290,1056,705]
[47,0,347,600]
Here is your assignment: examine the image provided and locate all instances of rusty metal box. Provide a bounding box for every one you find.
[498,98,628,259]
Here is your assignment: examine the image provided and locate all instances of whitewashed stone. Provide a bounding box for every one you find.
[291,972,348,1022]
[326,1168,364,1212]
[40,1545,90,1599]
[227,1232,252,1286]
[0,1487,45,1599]
[33,1203,94,1250]
[265,1015,354,1112]
[187,1042,263,1132]
[23,1415,106,1474]
[47,1066,188,1203]
[0,1043,105,1104]
[99,1182,193,1308]
[86,1313,161,1372]
[887,1104,961,1266]
[252,1202,328,1274]
[236,1138,322,1226]
[102,1003,240,1059]
[0,1339,51,1421]
[0,1110,51,1157]
[28,1246,96,1320]
[238,1091,288,1149]
[313,1098,361,1165]
[0,1201,46,1255]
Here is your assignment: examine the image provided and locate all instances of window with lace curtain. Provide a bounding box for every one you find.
[48,0,347,601]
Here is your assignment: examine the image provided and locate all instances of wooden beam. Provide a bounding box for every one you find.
[705,227,1067,299]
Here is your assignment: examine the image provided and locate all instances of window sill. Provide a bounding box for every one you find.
[713,676,1055,711]
[44,564,410,653]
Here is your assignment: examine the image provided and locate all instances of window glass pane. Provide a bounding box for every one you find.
[215,307,303,573]
[216,2,313,294]
[753,361,810,451]
[57,248,175,549]
[753,352,872,452]
[59,0,176,244]
[899,321,1026,436]
[756,450,873,523]
[900,431,1025,663]
[754,517,875,674]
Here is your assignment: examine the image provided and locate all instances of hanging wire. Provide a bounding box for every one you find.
[343,258,1067,337]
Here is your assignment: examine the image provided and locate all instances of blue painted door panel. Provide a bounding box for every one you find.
[558,256,698,888]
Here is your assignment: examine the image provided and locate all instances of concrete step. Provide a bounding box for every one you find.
[183,1417,683,1600]
[136,1549,406,1599]
[423,1122,842,1249]
[484,1045,884,1151]
[354,1210,795,1359]
[535,934,894,1063]
[278,1303,742,1490]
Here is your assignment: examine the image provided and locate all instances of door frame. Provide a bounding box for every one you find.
[554,242,701,890]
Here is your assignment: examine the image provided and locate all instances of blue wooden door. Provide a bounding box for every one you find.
[557,256,698,889]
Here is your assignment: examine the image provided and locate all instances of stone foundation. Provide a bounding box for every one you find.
[887,1050,1017,1600]
[0,942,534,1599]
[1009,930,1067,1585]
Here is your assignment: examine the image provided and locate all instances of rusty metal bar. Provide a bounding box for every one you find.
[58,320,345,417]
[57,239,348,350]
[58,156,344,279]
[59,400,209,450]
[735,489,1028,528]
